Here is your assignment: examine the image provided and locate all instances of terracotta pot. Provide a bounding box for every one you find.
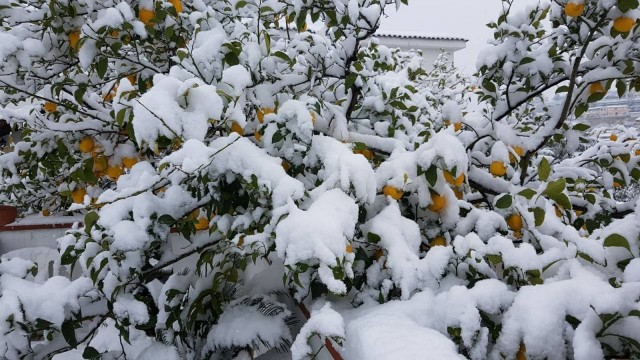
[0,205,17,226]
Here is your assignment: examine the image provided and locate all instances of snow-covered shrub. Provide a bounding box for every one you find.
[0,0,639,359]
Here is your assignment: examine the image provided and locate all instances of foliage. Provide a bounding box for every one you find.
[0,0,639,359]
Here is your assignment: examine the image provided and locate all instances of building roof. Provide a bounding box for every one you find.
[374,32,468,42]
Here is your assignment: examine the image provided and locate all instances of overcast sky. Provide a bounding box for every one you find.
[379,0,534,73]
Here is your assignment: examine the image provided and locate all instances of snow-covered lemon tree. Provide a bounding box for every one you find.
[0,0,640,359]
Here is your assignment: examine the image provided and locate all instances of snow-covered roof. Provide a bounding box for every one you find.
[374,32,468,43]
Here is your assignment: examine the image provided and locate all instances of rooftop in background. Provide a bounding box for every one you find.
[374,32,468,43]
[371,32,468,69]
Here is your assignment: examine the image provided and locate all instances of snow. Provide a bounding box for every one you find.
[1,0,640,359]
[291,302,344,360]
[205,296,292,353]
[275,189,358,294]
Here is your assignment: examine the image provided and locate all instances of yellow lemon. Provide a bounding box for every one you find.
[589,82,605,95]
[231,121,244,136]
[72,188,87,204]
[383,185,404,200]
[79,137,95,153]
[44,101,57,113]
[507,213,523,232]
[106,165,124,181]
[354,148,374,160]
[564,2,584,17]
[453,188,464,199]
[93,155,108,173]
[430,236,446,247]
[169,0,183,13]
[257,107,275,123]
[282,160,291,172]
[68,30,81,51]
[613,16,635,33]
[195,217,209,231]
[490,161,507,177]
[345,244,353,253]
[121,157,139,169]
[139,8,155,25]
[427,193,446,212]
[444,171,465,187]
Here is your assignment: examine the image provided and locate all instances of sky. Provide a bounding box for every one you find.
[379,0,534,73]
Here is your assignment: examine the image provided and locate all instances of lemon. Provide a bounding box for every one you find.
[444,171,465,187]
[231,121,244,136]
[79,137,95,153]
[383,185,403,200]
[427,192,446,212]
[354,148,374,160]
[613,16,635,33]
[93,155,109,173]
[68,30,81,51]
[257,107,275,123]
[106,165,124,181]
[490,161,507,177]
[282,160,291,172]
[169,0,183,13]
[72,188,87,204]
[122,157,138,169]
[139,8,155,25]
[507,213,523,232]
[588,82,605,95]
[430,236,446,247]
[44,101,57,113]
[564,2,584,17]
[195,217,209,231]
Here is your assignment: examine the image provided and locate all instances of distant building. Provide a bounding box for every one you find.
[372,32,467,69]
[585,105,630,118]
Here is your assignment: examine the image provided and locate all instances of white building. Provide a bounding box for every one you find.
[373,32,467,68]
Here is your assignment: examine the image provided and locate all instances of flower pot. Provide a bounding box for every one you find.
[0,205,17,226]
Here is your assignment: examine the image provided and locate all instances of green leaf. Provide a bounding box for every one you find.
[367,232,381,244]
[273,51,291,63]
[96,57,108,79]
[554,193,572,210]
[571,123,590,131]
[603,233,631,253]
[487,254,502,265]
[84,211,99,234]
[538,157,551,181]
[495,194,512,209]
[158,214,175,225]
[518,188,537,199]
[533,207,545,226]
[61,320,77,347]
[575,103,588,118]
[618,0,639,13]
[425,165,437,187]
[82,346,101,359]
[543,178,566,198]
[263,30,271,54]
[616,80,627,98]
[271,130,284,143]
